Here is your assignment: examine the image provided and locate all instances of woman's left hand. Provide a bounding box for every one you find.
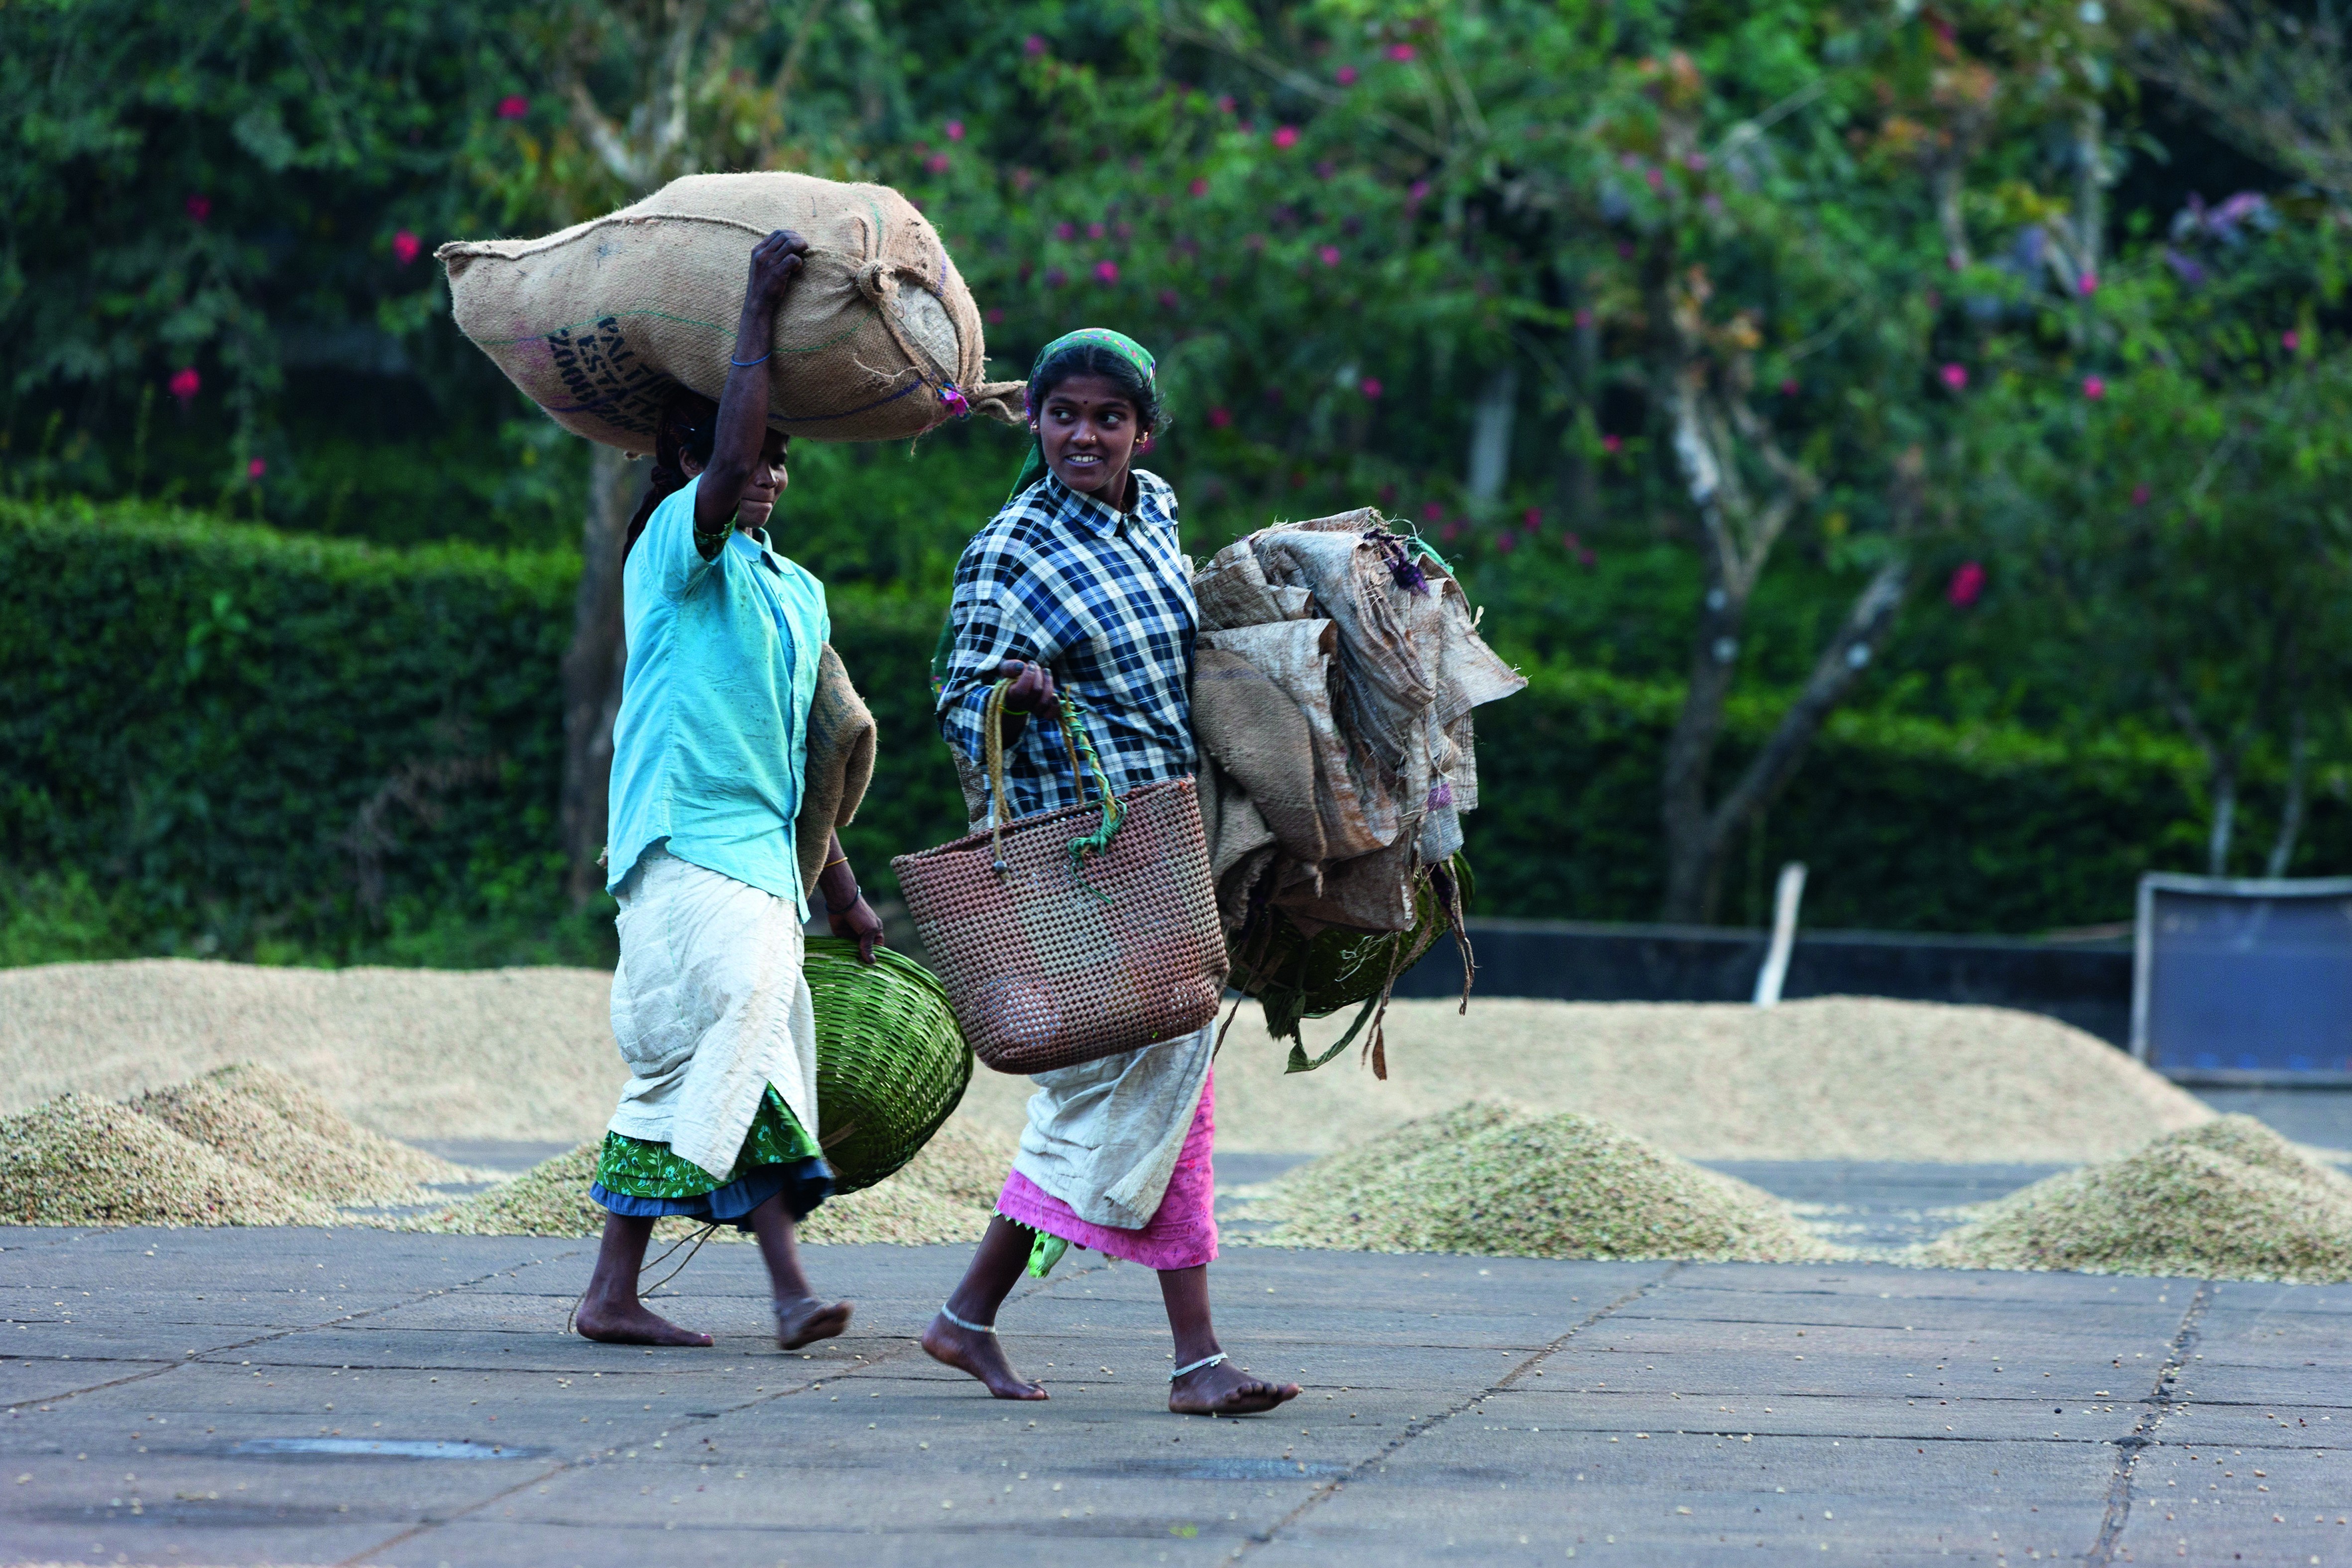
[828,894,886,965]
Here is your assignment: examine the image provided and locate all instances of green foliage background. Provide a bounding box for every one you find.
[4,0,2348,966]
[13,496,2337,966]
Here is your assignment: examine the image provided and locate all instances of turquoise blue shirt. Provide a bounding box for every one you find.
[605,475,828,913]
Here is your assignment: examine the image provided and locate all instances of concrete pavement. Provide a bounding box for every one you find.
[4,1226,2347,1567]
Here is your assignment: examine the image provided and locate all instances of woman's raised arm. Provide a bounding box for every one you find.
[696,229,809,537]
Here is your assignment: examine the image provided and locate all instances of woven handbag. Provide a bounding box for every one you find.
[805,936,971,1193]
[892,681,1228,1074]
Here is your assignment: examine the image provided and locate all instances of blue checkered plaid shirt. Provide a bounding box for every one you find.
[936,468,1198,818]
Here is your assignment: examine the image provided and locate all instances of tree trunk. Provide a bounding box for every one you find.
[1659,554,1909,923]
[1466,364,1520,509]
[1658,557,1749,922]
[2264,698,2309,878]
[2156,674,2250,883]
[2207,766,2237,877]
[559,444,640,906]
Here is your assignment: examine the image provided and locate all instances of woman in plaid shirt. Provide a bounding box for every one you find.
[923,330,1300,1418]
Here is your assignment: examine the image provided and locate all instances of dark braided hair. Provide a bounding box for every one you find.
[622,389,722,560]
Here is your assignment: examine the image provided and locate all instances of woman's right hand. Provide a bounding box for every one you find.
[998,659,1058,714]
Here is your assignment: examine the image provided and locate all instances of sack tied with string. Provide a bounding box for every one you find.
[892,681,1228,1076]
[438,172,1026,450]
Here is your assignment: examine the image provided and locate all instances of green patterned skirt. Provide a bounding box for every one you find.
[588,1086,833,1227]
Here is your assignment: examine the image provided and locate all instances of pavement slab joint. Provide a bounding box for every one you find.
[1228,1260,1683,1560]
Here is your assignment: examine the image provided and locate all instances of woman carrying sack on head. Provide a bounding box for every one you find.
[920,329,1300,1417]
[573,229,888,1352]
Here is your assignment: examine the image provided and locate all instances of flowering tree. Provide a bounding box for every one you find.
[909,0,2116,919]
[0,0,521,501]
[1968,192,2352,876]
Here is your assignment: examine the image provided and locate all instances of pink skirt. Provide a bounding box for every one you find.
[995,1068,1218,1271]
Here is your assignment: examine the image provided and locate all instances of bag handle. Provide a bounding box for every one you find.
[981,676,1126,896]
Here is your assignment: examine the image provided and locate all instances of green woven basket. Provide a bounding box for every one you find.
[1230,854,1474,1061]
[806,936,972,1195]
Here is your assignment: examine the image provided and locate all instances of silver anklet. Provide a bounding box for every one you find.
[1169,1352,1227,1381]
[939,1304,996,1334]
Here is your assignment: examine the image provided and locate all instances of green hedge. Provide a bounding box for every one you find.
[1469,665,2350,931]
[0,498,965,965]
[4,498,2339,965]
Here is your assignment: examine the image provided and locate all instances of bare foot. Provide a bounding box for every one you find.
[574,1296,713,1347]
[921,1313,1049,1400]
[775,1295,852,1350]
[1168,1357,1300,1416]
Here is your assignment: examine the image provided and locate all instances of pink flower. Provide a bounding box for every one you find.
[1189,178,1209,198]
[1422,503,1445,523]
[1645,167,1663,191]
[1336,66,1358,86]
[496,95,529,120]
[1600,433,1623,453]
[1574,307,1594,329]
[1158,288,1180,311]
[926,153,950,174]
[1408,180,1430,204]
[2077,271,2098,297]
[985,308,1004,326]
[1216,95,1235,114]
[1318,245,1341,267]
[2283,330,2301,351]
[1093,260,1119,284]
[1939,362,1968,391]
[391,229,420,267]
[2082,375,2107,400]
[1523,507,1543,528]
[1578,547,1597,567]
[1439,522,1460,542]
[1024,33,1046,56]
[1946,561,1985,608]
[1360,378,1383,400]
[1780,377,1799,396]
[945,120,965,142]
[1684,152,1708,171]
[168,367,200,406]
[1496,532,1517,554]
[2131,483,2150,506]
[1274,126,1300,150]
[1386,43,1416,62]
[247,457,267,481]
[185,194,211,223]
[1209,407,1232,429]
[1054,221,1075,241]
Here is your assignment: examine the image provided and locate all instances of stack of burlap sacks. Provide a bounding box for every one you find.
[1189,510,1524,942]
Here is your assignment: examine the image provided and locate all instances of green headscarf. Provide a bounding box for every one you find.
[1006,328,1158,501]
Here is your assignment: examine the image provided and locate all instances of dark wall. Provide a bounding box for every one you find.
[1394,919,2135,1046]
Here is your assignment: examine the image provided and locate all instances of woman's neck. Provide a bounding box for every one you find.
[1063,462,1136,514]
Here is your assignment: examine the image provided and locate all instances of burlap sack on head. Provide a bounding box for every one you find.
[438,172,1025,450]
